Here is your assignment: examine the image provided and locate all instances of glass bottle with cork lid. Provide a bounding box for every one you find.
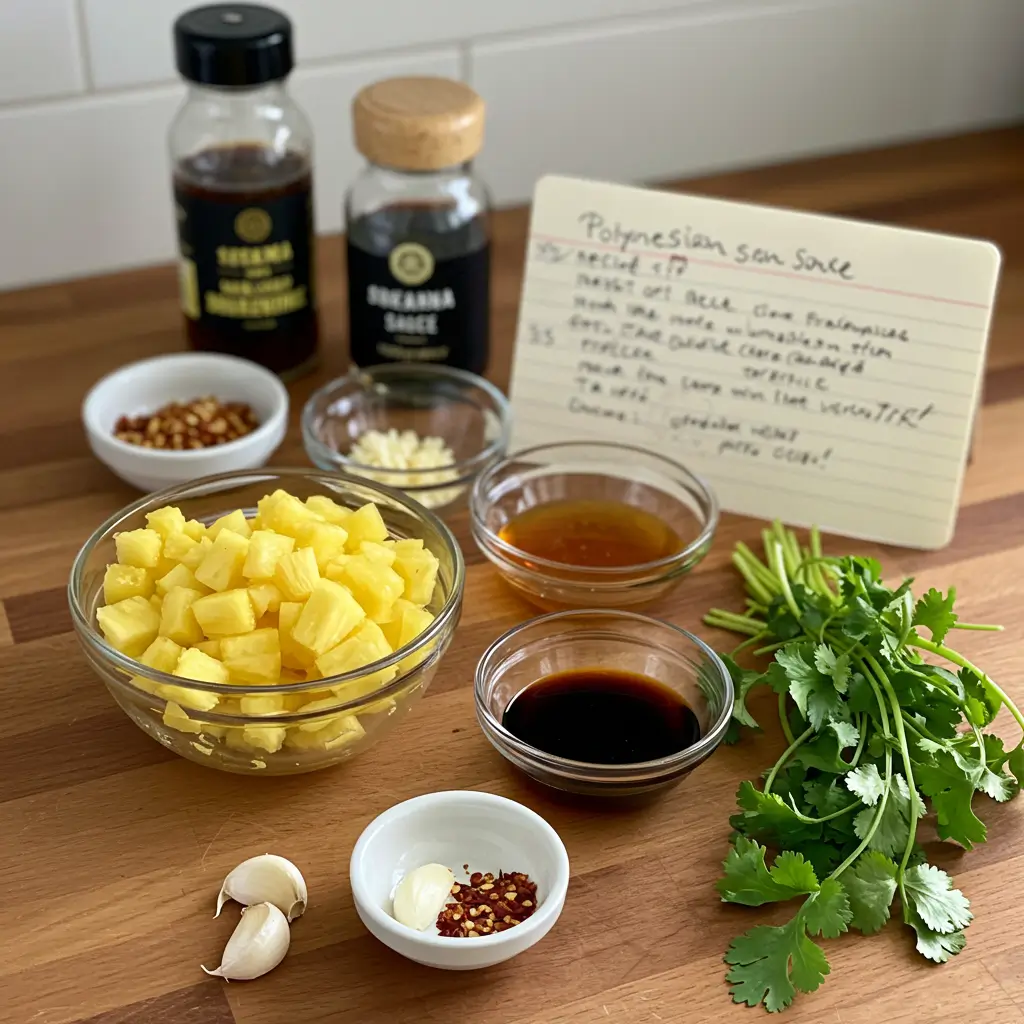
[345,77,491,375]
[170,3,319,380]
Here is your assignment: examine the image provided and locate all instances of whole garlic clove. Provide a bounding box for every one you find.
[215,854,307,921]
[202,902,290,981]
[392,863,455,931]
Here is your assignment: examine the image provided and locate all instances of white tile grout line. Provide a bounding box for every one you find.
[71,0,96,92]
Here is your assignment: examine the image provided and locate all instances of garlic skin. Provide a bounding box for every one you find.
[392,863,455,931]
[202,902,290,981]
[216,854,307,922]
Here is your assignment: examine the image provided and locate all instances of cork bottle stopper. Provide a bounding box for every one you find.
[353,77,485,172]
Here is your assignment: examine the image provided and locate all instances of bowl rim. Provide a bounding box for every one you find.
[349,789,570,949]
[301,364,512,487]
[82,352,289,461]
[474,608,734,775]
[68,467,465,718]
[469,440,719,577]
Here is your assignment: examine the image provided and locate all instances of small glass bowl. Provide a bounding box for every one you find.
[69,468,464,775]
[302,364,511,512]
[475,610,733,798]
[470,441,718,610]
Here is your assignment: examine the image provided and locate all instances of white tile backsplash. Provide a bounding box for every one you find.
[0,0,85,104]
[1,0,1023,289]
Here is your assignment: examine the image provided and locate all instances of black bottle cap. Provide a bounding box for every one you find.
[174,4,293,87]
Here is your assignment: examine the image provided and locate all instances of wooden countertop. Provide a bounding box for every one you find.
[3,127,1024,1024]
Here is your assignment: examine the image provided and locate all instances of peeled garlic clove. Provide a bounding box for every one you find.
[202,902,290,981]
[392,863,455,931]
[215,854,307,921]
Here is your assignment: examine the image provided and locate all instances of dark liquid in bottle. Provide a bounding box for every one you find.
[502,668,702,764]
[498,499,682,568]
[174,144,319,379]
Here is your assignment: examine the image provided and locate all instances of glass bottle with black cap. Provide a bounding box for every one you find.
[170,3,319,380]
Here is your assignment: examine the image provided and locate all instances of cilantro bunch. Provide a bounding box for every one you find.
[704,522,1023,1013]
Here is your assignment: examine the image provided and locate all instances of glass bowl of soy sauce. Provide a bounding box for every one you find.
[474,609,733,798]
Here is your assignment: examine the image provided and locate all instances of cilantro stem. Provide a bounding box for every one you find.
[850,713,868,767]
[735,543,779,596]
[768,541,803,622]
[754,640,790,656]
[951,622,1004,632]
[762,725,814,795]
[732,551,775,606]
[730,633,770,657]
[779,691,795,746]
[787,794,861,824]
[705,611,764,636]
[830,747,893,880]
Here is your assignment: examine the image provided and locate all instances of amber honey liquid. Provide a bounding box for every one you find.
[497,499,682,567]
[502,668,702,764]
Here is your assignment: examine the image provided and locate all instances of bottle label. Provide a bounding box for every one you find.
[347,240,490,372]
[174,185,315,336]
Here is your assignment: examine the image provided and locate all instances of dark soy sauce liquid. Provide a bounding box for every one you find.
[502,668,702,764]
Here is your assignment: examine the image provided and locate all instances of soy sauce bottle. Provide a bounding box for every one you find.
[345,77,491,375]
[170,4,319,380]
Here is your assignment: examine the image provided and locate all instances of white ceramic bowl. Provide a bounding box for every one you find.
[350,791,570,970]
[82,352,289,492]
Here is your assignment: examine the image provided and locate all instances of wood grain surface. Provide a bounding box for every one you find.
[3,127,1024,1024]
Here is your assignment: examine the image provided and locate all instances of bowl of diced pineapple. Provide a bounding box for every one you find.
[69,469,464,774]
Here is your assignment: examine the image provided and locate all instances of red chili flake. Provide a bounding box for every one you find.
[436,870,539,938]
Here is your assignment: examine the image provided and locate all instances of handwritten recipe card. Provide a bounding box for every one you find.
[508,175,1002,549]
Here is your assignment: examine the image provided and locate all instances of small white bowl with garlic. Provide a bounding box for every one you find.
[349,790,570,970]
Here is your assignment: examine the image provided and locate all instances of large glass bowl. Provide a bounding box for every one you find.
[69,469,464,775]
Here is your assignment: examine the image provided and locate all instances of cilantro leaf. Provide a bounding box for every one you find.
[725,914,830,1013]
[903,863,972,933]
[804,778,851,817]
[793,731,853,774]
[846,764,885,805]
[731,781,823,847]
[853,774,924,857]
[803,878,852,939]
[1008,743,1024,788]
[960,668,1002,727]
[716,837,820,907]
[776,644,844,731]
[914,752,988,849]
[721,654,762,734]
[912,587,958,644]
[814,644,851,692]
[829,716,860,750]
[843,852,898,934]
[947,745,1016,803]
[907,906,966,963]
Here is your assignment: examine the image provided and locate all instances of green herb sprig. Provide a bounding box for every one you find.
[705,521,1022,1013]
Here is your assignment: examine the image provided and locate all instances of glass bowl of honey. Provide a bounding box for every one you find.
[475,609,734,797]
[469,441,718,610]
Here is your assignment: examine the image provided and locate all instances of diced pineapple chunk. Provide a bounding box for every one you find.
[343,502,389,549]
[163,530,198,565]
[296,522,349,571]
[130,635,183,694]
[243,530,295,579]
[285,712,364,751]
[180,535,213,571]
[243,724,286,753]
[239,694,286,715]
[145,506,187,539]
[163,700,202,735]
[183,519,207,541]
[256,612,279,631]
[332,554,404,622]
[323,555,352,581]
[274,547,320,601]
[149,594,164,613]
[96,595,160,657]
[359,541,397,566]
[260,490,324,539]
[158,586,206,646]
[114,528,163,569]
[191,588,256,637]
[317,619,395,695]
[393,544,439,606]
[208,508,252,540]
[305,495,352,525]
[292,579,365,656]
[163,647,225,711]
[380,598,435,651]
[155,563,205,596]
[279,601,317,669]
[222,627,281,683]
[195,639,221,659]
[248,581,283,619]
[195,529,249,592]
[103,564,154,605]
[393,538,423,553]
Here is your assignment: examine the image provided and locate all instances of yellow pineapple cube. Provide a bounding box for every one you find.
[195,529,249,592]
[130,635,182,694]
[394,538,423,553]
[332,554,404,622]
[324,555,352,581]
[274,547,320,601]
[279,601,317,669]
[279,667,308,684]
[292,579,365,655]
[381,599,435,650]
[145,505,187,539]
[96,596,160,657]
[286,712,364,751]
[208,508,252,540]
[305,495,352,525]
[163,530,199,565]
[243,724,286,753]
[195,638,222,658]
[318,619,395,694]
[260,490,324,539]
[149,594,164,613]
[103,563,154,605]
[163,700,203,734]
[359,541,397,566]
[248,581,283,619]
[297,522,349,571]
[393,544,439,606]
[158,586,206,646]
[191,588,256,638]
[343,502,389,550]
[179,535,212,571]
[114,528,163,569]
[173,648,228,684]
[243,530,295,579]
[256,611,279,631]
[155,563,205,596]
[183,519,207,541]
[222,627,281,683]
[240,694,286,715]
